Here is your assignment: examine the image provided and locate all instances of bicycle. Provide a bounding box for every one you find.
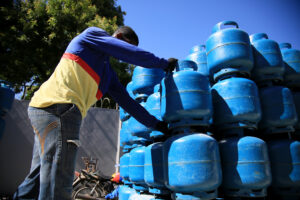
[72,157,116,200]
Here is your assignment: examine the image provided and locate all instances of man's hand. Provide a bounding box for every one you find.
[165,58,178,72]
[154,121,169,135]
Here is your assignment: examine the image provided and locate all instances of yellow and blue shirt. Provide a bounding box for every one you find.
[30,27,168,128]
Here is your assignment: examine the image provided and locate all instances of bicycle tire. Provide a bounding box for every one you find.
[72,186,101,200]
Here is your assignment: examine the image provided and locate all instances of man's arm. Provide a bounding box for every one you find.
[81,27,169,69]
[108,72,159,128]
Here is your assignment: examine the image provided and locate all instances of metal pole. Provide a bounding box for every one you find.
[115,110,121,173]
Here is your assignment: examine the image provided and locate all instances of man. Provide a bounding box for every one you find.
[14,26,177,199]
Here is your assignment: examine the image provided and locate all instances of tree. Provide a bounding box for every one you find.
[0,0,133,107]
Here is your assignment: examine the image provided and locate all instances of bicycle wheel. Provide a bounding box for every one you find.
[73,178,86,192]
[100,181,115,195]
[72,186,101,200]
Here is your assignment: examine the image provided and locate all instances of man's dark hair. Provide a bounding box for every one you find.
[114,26,139,46]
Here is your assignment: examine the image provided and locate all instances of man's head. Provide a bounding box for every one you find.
[113,26,139,46]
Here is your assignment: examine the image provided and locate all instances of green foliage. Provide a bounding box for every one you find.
[0,0,131,107]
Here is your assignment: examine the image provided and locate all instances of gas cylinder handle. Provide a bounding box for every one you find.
[189,45,206,54]
[250,33,268,43]
[200,45,206,51]
[153,84,160,93]
[279,43,292,50]
[212,21,239,33]
[176,60,197,72]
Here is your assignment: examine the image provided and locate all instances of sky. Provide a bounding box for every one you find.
[117,0,300,60]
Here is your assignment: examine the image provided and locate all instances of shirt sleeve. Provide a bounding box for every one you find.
[107,72,159,128]
[81,27,169,69]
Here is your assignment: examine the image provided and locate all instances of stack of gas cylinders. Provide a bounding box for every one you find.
[118,20,300,200]
[0,80,15,139]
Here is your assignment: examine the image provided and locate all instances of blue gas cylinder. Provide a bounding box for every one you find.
[185,45,209,77]
[211,77,261,133]
[163,133,222,199]
[145,84,164,139]
[259,86,298,134]
[122,137,132,151]
[0,80,15,116]
[144,142,168,195]
[250,33,284,83]
[120,107,130,122]
[267,138,300,197]
[206,21,254,82]
[161,60,212,129]
[127,110,149,145]
[219,136,272,198]
[119,185,136,200]
[280,43,300,88]
[189,44,204,54]
[125,116,149,147]
[129,193,155,200]
[174,193,202,200]
[128,102,151,140]
[131,135,149,147]
[131,66,165,98]
[121,120,133,147]
[120,128,125,148]
[129,146,148,191]
[120,153,130,182]
[292,91,300,131]
[127,81,135,99]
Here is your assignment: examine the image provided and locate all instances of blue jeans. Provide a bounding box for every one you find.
[14,104,82,200]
